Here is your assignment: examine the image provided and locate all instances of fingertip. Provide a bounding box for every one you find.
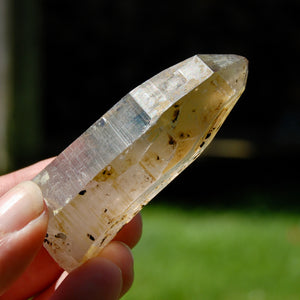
[0,181,48,295]
[52,258,122,300]
[52,240,135,299]
[0,212,48,295]
[113,213,143,249]
[100,241,134,296]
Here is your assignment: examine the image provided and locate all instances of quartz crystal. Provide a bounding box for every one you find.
[33,54,248,271]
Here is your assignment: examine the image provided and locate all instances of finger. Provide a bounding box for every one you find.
[1,247,62,300]
[3,213,142,299]
[0,158,55,197]
[50,258,123,300]
[0,158,62,299]
[113,213,143,249]
[0,181,48,295]
[0,158,142,299]
[38,241,134,300]
[99,241,134,297]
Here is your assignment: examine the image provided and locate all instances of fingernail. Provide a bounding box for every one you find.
[0,181,45,234]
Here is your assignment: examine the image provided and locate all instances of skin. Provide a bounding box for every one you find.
[0,158,142,299]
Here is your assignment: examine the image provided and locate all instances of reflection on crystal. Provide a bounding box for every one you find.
[34,54,248,271]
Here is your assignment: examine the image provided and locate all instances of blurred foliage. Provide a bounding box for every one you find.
[124,205,300,300]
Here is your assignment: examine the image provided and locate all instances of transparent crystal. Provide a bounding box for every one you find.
[33,54,248,271]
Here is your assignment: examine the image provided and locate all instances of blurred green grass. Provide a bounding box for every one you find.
[123,204,300,300]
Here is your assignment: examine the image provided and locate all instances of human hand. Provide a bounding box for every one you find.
[0,158,142,299]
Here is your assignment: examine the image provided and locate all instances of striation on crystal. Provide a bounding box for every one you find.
[33,54,248,271]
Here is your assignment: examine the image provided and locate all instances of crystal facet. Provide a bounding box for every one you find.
[33,54,248,271]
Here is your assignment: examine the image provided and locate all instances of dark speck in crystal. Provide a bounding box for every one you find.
[205,133,211,139]
[87,233,95,241]
[168,135,176,146]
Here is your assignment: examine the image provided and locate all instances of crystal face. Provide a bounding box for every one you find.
[33,54,248,271]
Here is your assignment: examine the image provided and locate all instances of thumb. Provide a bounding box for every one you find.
[0,181,48,295]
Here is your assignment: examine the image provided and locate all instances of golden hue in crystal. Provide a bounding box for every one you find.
[34,54,248,271]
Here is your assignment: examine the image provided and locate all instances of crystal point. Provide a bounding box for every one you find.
[33,54,248,271]
[199,54,248,95]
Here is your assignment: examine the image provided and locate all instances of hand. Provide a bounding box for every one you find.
[0,158,142,299]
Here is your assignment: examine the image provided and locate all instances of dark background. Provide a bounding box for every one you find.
[9,0,300,209]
